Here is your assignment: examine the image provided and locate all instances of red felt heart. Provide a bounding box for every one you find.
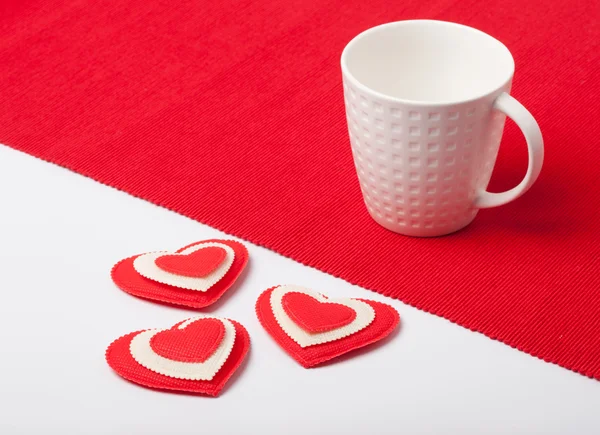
[256,286,400,368]
[106,319,250,397]
[111,240,249,309]
[150,318,225,363]
[155,246,226,277]
[282,292,356,333]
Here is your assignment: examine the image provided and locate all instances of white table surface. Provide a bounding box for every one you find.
[1,145,599,434]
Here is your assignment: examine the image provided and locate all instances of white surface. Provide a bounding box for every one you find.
[0,145,599,435]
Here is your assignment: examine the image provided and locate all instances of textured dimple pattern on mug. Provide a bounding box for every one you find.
[343,79,508,236]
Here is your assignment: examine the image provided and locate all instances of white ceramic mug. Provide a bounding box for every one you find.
[341,20,543,237]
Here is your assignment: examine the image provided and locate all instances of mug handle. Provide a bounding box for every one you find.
[474,92,544,208]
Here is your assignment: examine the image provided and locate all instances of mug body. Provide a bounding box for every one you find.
[341,20,515,236]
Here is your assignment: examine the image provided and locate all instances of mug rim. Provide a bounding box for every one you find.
[340,20,516,107]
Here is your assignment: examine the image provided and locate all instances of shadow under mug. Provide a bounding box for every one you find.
[341,20,544,237]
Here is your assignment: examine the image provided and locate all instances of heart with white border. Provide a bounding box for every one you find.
[256,285,399,367]
[106,315,250,396]
[111,239,248,308]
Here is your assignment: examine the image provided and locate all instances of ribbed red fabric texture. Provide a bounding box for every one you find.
[1,1,599,379]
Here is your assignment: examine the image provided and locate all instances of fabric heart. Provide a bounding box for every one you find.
[270,285,375,348]
[282,292,356,333]
[150,318,225,363]
[111,239,248,309]
[134,242,235,291]
[256,285,399,367]
[155,246,226,278]
[106,316,250,396]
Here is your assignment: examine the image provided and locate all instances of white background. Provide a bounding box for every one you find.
[1,145,599,434]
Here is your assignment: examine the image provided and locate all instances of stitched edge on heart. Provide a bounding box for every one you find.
[105,319,250,396]
[150,317,225,362]
[130,316,236,380]
[155,246,227,277]
[270,285,375,348]
[133,242,235,291]
[282,292,357,332]
[256,287,400,368]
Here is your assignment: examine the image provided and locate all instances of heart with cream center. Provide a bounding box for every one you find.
[256,285,400,367]
[111,239,248,308]
[106,315,250,396]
